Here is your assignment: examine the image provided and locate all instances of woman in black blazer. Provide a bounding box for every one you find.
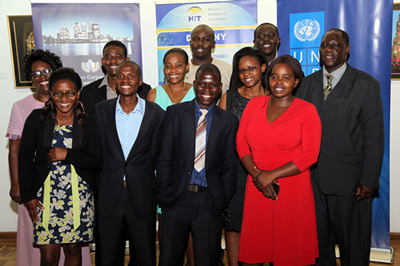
[19,67,101,265]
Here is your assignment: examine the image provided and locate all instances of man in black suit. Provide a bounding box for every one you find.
[81,40,151,116]
[157,64,238,266]
[95,61,164,265]
[296,28,384,266]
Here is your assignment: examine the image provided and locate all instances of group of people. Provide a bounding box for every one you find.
[6,21,384,266]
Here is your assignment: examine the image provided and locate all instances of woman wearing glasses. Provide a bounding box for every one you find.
[18,67,101,265]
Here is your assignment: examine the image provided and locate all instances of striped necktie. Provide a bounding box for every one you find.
[324,74,333,101]
[194,109,208,172]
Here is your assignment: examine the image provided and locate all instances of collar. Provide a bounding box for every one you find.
[99,74,109,88]
[116,94,145,115]
[194,99,215,114]
[322,62,347,80]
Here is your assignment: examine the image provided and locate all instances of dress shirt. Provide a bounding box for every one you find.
[189,100,215,187]
[99,74,118,100]
[322,63,347,90]
[116,94,146,161]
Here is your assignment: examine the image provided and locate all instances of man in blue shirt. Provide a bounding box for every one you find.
[157,64,238,265]
[95,61,164,265]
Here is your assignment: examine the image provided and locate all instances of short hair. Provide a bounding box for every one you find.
[163,48,189,65]
[191,24,215,41]
[229,47,268,90]
[254,22,280,40]
[102,40,128,58]
[195,63,221,82]
[323,28,350,47]
[49,67,82,92]
[24,49,63,80]
[116,61,142,78]
[266,55,304,91]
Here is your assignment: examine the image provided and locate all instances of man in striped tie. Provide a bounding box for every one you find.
[157,63,239,266]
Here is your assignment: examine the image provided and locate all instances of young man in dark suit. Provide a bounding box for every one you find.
[80,40,151,116]
[95,61,164,265]
[296,28,384,266]
[157,63,238,266]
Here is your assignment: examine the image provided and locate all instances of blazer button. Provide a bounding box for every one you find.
[188,170,192,174]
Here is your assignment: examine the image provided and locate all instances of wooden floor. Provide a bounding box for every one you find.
[1,232,399,265]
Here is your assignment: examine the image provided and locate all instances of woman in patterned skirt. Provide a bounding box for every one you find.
[19,67,101,265]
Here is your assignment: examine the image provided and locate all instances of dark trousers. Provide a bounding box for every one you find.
[313,178,373,266]
[159,190,223,266]
[98,188,156,266]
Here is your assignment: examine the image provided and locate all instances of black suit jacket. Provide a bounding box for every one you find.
[95,98,165,219]
[18,109,102,202]
[157,100,239,216]
[296,64,384,196]
[81,77,151,116]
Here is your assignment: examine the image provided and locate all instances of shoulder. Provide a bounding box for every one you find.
[25,109,44,125]
[215,105,238,124]
[146,100,165,113]
[82,78,103,90]
[212,58,232,68]
[302,69,322,82]
[95,98,116,112]
[248,96,267,107]
[348,65,379,84]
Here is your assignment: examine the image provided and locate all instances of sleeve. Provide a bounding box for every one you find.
[64,117,102,170]
[236,99,254,159]
[359,79,384,189]
[18,111,40,202]
[292,104,322,172]
[6,102,24,140]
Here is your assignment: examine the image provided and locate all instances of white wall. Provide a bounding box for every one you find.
[1,0,399,233]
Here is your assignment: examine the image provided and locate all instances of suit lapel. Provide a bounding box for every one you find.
[324,64,355,102]
[106,99,125,162]
[205,106,222,167]
[184,101,196,159]
[43,112,54,151]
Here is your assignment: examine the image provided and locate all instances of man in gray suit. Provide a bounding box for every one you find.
[296,28,384,266]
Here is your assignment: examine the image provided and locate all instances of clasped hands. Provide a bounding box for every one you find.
[253,167,279,201]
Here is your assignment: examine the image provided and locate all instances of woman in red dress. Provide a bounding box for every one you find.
[236,55,321,265]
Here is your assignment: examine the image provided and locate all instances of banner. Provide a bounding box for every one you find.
[31,1,142,86]
[278,0,392,251]
[155,0,257,84]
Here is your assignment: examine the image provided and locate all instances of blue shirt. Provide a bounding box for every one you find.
[189,100,215,187]
[116,95,146,179]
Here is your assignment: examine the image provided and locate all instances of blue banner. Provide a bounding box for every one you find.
[278,0,392,249]
[155,0,257,84]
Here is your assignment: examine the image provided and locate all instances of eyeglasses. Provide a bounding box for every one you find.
[238,66,257,74]
[52,91,77,99]
[30,68,52,79]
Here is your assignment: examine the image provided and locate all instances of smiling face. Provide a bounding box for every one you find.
[116,63,142,97]
[31,61,52,95]
[320,31,350,73]
[238,56,266,89]
[101,45,128,76]
[253,24,281,57]
[194,70,222,109]
[164,52,189,85]
[190,26,215,60]
[268,63,299,100]
[52,79,80,115]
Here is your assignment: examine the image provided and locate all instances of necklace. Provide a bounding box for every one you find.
[166,82,186,104]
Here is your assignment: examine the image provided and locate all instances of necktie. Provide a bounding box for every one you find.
[194,109,208,172]
[324,74,333,101]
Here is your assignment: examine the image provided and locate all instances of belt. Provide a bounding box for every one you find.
[123,180,127,187]
[188,184,209,192]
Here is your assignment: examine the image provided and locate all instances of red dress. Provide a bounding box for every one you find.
[236,96,321,265]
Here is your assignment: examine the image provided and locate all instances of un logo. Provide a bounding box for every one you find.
[294,19,320,42]
[81,59,101,73]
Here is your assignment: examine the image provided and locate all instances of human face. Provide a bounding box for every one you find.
[253,24,281,56]
[101,45,129,76]
[320,31,350,73]
[52,79,80,115]
[31,61,52,95]
[190,26,215,60]
[238,56,266,89]
[116,63,142,97]
[268,63,299,100]
[194,70,222,109]
[164,52,189,84]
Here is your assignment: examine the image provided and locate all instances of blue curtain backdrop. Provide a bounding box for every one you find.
[277,0,392,249]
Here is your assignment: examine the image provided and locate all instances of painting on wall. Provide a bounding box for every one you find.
[7,15,35,88]
[392,4,400,79]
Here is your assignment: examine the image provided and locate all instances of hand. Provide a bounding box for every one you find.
[356,184,374,201]
[260,183,279,201]
[9,184,22,204]
[24,199,43,224]
[253,166,278,200]
[48,147,67,162]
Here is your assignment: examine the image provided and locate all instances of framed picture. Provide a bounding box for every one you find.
[7,15,35,88]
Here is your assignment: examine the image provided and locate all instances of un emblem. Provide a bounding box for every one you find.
[294,19,320,42]
[81,59,101,73]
